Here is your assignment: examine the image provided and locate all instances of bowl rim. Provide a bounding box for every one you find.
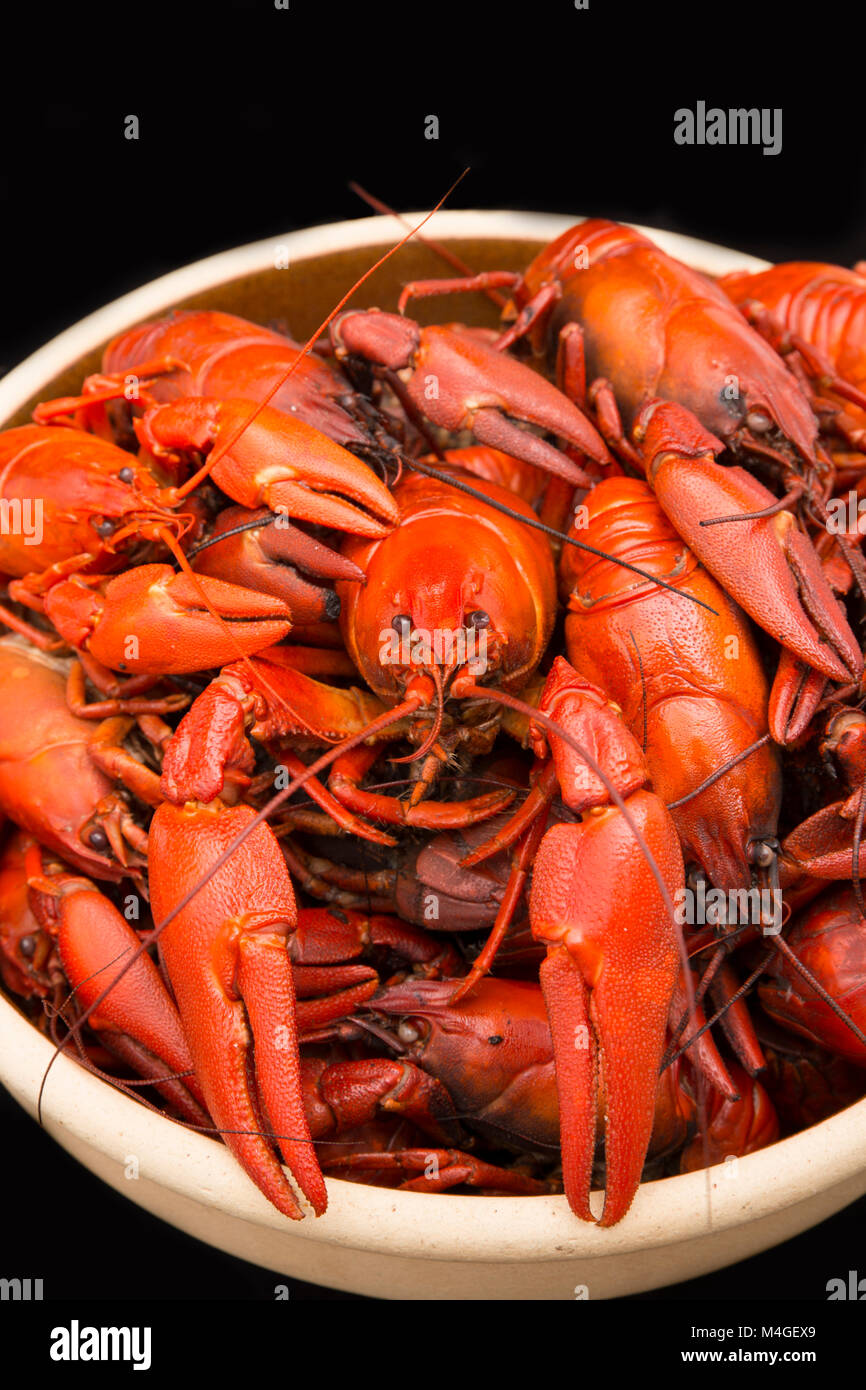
[0,209,769,417]
[1,207,862,1264]
[6,992,866,1261]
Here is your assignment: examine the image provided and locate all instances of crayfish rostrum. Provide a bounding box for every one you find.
[2,205,866,1235]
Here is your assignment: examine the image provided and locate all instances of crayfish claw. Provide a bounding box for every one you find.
[149,800,327,1220]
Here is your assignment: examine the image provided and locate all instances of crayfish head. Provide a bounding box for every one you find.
[339,472,554,706]
[76,796,148,883]
[84,438,191,546]
[758,885,866,1065]
[728,371,824,474]
[367,976,558,1146]
[341,545,510,705]
[635,323,820,475]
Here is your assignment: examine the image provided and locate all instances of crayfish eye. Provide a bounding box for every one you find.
[391,613,412,639]
[18,935,36,959]
[86,827,109,850]
[92,516,116,538]
[466,610,490,629]
[397,1021,420,1044]
[749,839,777,868]
[117,466,135,484]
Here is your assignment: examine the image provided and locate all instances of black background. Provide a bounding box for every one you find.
[1,0,864,1307]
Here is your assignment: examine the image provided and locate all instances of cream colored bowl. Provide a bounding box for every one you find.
[1,210,863,1300]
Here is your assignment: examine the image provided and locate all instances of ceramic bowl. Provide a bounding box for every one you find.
[1,210,862,1300]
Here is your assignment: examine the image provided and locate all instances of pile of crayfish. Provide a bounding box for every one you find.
[3,215,866,1230]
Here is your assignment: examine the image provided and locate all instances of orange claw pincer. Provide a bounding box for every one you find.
[633,399,863,687]
[330,310,612,487]
[526,657,683,1225]
[148,798,327,1220]
[135,396,399,539]
[41,563,295,675]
